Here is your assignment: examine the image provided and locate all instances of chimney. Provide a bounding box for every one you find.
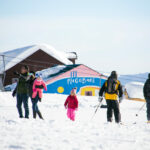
[67,52,78,64]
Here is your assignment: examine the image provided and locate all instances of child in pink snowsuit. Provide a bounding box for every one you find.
[64,88,78,121]
[32,75,47,100]
[32,74,47,119]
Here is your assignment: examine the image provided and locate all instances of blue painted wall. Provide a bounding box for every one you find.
[44,77,106,95]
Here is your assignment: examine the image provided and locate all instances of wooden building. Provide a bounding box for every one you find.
[0,44,77,86]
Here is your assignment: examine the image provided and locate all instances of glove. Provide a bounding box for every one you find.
[35,85,44,89]
[98,96,103,102]
[14,71,20,77]
[119,97,123,103]
[39,98,42,102]
[12,90,16,97]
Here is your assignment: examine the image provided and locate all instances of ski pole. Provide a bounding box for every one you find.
[135,103,146,117]
[91,98,103,120]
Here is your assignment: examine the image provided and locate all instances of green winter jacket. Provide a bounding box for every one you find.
[17,72,30,94]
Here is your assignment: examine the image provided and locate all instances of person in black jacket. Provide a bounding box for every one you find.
[143,73,150,122]
[99,71,123,123]
[27,71,36,99]
[27,71,43,119]
[12,65,30,118]
[13,71,37,119]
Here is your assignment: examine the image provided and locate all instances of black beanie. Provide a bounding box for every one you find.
[22,65,29,72]
[111,71,118,79]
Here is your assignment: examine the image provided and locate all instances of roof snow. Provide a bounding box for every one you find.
[0,44,76,73]
[65,52,77,59]
[36,65,66,80]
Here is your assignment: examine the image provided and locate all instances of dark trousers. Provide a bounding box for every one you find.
[146,99,150,121]
[32,95,40,112]
[106,100,121,123]
[17,94,29,118]
[31,94,43,119]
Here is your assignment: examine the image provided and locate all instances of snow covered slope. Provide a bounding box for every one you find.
[0,92,150,150]
[125,82,144,99]
[119,72,148,85]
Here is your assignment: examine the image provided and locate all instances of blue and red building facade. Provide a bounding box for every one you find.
[44,64,107,96]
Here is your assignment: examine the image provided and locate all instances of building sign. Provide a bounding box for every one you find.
[67,77,95,85]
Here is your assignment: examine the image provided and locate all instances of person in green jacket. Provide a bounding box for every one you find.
[13,65,30,118]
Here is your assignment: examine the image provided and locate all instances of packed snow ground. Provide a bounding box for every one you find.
[0,92,150,150]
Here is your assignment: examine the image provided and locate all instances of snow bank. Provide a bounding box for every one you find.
[125,82,144,99]
[5,83,17,91]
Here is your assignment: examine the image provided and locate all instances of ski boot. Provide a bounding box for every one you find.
[37,111,44,120]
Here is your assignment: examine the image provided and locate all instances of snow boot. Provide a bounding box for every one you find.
[33,111,36,119]
[37,111,44,120]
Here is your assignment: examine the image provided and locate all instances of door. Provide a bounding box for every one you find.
[85,91,92,96]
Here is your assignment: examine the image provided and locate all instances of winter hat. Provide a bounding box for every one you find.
[110,71,118,79]
[71,87,77,95]
[35,73,42,78]
[23,65,29,72]
[21,65,29,72]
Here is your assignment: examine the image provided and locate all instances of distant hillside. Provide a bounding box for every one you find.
[119,72,149,85]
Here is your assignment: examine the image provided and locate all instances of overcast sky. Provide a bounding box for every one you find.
[0,0,150,74]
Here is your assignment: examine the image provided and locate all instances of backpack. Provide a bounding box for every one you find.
[106,77,118,94]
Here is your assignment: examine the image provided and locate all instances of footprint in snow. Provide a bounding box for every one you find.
[62,139,70,143]
[6,120,17,124]
[9,145,24,149]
